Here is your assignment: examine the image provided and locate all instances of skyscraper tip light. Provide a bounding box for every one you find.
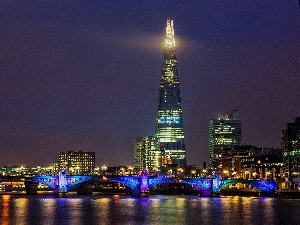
[165,19,175,48]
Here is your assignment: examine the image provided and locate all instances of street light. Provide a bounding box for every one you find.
[168,169,172,177]
[223,170,229,178]
[101,165,107,176]
[120,167,125,175]
[101,165,107,171]
[266,171,271,179]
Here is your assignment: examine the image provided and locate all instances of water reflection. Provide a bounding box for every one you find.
[14,197,28,225]
[1,195,300,225]
[175,198,186,224]
[40,198,55,225]
[199,197,212,223]
[1,195,11,225]
[67,198,84,225]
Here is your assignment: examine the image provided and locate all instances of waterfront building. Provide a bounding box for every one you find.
[133,136,160,171]
[58,150,95,175]
[209,111,242,169]
[155,19,186,167]
[241,148,283,180]
[282,117,300,188]
[217,145,258,178]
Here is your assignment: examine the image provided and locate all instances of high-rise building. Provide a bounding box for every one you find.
[209,111,242,169]
[133,136,160,171]
[155,19,186,167]
[282,117,300,188]
[58,150,95,175]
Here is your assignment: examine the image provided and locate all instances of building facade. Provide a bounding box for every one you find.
[209,111,242,169]
[133,136,160,171]
[241,148,283,180]
[155,19,186,167]
[58,150,95,175]
[282,117,300,188]
[217,145,257,178]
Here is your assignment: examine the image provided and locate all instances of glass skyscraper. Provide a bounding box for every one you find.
[155,19,186,167]
[209,111,242,169]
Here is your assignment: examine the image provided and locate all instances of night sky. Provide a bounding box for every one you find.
[1,1,299,167]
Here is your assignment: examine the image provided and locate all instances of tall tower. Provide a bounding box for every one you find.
[209,111,242,170]
[155,19,186,167]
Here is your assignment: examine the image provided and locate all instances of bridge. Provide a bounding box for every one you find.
[25,169,94,197]
[23,169,276,197]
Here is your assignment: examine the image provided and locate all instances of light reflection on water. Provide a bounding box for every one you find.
[14,197,28,225]
[1,195,300,225]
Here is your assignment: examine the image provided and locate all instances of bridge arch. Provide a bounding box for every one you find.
[182,178,212,191]
[28,175,94,191]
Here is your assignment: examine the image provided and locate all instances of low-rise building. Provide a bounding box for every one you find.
[241,148,283,180]
[57,150,95,175]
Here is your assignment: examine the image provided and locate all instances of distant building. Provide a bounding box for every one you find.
[241,147,283,180]
[209,111,242,169]
[282,117,300,188]
[133,136,158,171]
[216,145,258,178]
[0,165,53,176]
[58,150,95,175]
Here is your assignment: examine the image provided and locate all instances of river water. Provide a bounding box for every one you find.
[1,194,300,225]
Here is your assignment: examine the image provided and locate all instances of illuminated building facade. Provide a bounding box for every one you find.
[58,150,95,175]
[241,148,283,180]
[217,145,257,178]
[133,136,161,171]
[282,117,300,188]
[209,111,242,169]
[155,19,186,167]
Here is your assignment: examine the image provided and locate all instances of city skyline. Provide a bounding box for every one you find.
[1,1,300,167]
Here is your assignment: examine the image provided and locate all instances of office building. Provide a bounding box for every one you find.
[133,136,160,171]
[58,150,95,175]
[209,111,242,169]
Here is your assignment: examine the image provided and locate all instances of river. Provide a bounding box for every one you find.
[1,194,300,225]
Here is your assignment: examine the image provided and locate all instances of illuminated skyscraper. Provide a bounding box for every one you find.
[155,19,186,167]
[209,111,242,169]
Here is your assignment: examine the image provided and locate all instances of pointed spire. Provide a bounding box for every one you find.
[165,19,175,48]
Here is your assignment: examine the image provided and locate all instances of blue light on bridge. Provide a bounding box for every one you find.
[28,169,277,196]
